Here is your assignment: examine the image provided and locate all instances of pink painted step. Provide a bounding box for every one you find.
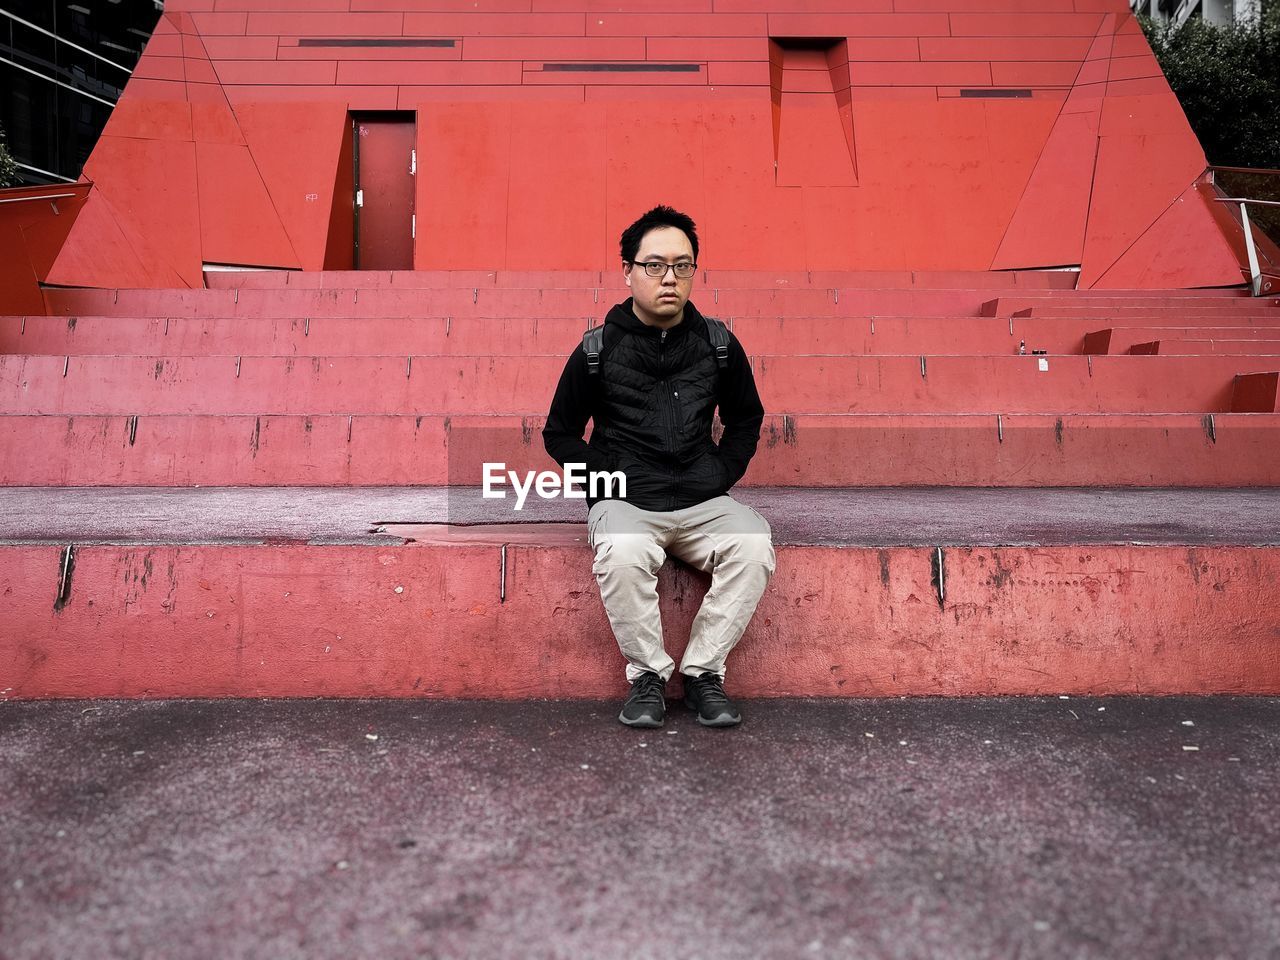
[6,354,1280,415]
[3,413,1275,486]
[4,535,1277,698]
[1128,339,1280,356]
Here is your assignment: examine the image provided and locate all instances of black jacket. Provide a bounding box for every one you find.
[542,298,764,512]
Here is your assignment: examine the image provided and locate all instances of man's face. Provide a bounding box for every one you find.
[624,226,696,327]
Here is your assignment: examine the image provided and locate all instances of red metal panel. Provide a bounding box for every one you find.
[214,0,351,9]
[839,38,922,60]
[1079,107,1207,288]
[716,0,892,9]
[920,37,1093,60]
[190,12,248,33]
[992,105,1098,270]
[100,100,193,142]
[200,36,279,59]
[44,190,187,290]
[533,0,709,9]
[850,61,993,85]
[132,56,188,82]
[414,103,510,269]
[848,86,938,100]
[338,60,522,84]
[325,117,356,270]
[584,13,765,35]
[523,65,704,85]
[1108,54,1162,82]
[461,36,645,59]
[603,101,706,268]
[222,85,401,108]
[236,101,351,272]
[184,57,221,84]
[399,85,584,103]
[990,61,1083,86]
[584,84,761,101]
[645,37,766,60]
[403,12,586,35]
[505,103,605,268]
[194,141,300,268]
[276,38,461,60]
[766,13,950,35]
[213,60,339,84]
[898,0,1075,8]
[356,118,417,271]
[245,12,404,34]
[949,13,1106,35]
[1092,185,1247,290]
[80,136,204,288]
[358,0,534,8]
[190,100,245,144]
[708,61,770,86]
[776,95,857,186]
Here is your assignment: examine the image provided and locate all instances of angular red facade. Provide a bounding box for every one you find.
[28,0,1249,289]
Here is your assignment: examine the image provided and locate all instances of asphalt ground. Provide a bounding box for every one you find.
[1,697,1277,960]
[2,487,1278,546]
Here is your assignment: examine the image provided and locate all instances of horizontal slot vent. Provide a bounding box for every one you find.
[959,88,1033,98]
[542,62,700,73]
[298,38,456,47]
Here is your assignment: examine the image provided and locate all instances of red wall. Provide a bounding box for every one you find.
[39,1,1242,288]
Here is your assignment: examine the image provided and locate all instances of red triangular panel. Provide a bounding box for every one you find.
[46,189,183,289]
[992,106,1100,269]
[81,136,203,288]
[1079,93,1206,288]
[1091,184,1246,289]
[234,102,349,271]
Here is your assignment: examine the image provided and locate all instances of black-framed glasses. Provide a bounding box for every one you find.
[632,260,697,279]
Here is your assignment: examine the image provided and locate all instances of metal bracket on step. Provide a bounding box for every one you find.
[930,547,946,609]
[996,414,1003,443]
[127,415,138,446]
[1203,414,1217,444]
[499,543,508,604]
[54,544,76,612]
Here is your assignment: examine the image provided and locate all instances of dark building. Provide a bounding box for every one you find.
[1,0,162,185]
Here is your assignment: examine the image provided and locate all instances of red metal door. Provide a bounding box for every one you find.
[354,118,416,270]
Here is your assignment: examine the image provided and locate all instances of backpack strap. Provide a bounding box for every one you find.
[705,316,730,369]
[582,325,605,375]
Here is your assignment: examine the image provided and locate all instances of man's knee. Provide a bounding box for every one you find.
[592,532,666,574]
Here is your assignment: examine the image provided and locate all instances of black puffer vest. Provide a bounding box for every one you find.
[589,300,729,511]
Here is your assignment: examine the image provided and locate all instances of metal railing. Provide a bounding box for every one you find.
[1207,166,1280,296]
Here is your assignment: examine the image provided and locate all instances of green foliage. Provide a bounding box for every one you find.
[0,124,19,188]
[1140,6,1280,169]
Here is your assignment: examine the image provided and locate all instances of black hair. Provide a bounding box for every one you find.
[619,205,700,264]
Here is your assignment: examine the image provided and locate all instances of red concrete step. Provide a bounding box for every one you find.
[1083,326,1280,355]
[5,354,1280,415]
[1,315,1183,358]
[3,487,1277,698]
[1129,339,1280,356]
[983,294,1269,316]
[39,286,1033,320]
[10,314,1279,359]
[3,413,1275,486]
[199,268,1080,292]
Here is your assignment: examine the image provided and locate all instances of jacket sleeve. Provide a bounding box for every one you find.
[715,332,765,486]
[542,346,613,475]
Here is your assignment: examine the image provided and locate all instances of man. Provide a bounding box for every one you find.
[543,206,776,729]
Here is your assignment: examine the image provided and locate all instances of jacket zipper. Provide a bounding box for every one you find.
[659,328,679,510]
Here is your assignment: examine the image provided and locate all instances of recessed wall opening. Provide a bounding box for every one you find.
[768,37,858,187]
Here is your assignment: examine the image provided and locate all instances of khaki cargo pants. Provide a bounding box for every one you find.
[586,495,776,682]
